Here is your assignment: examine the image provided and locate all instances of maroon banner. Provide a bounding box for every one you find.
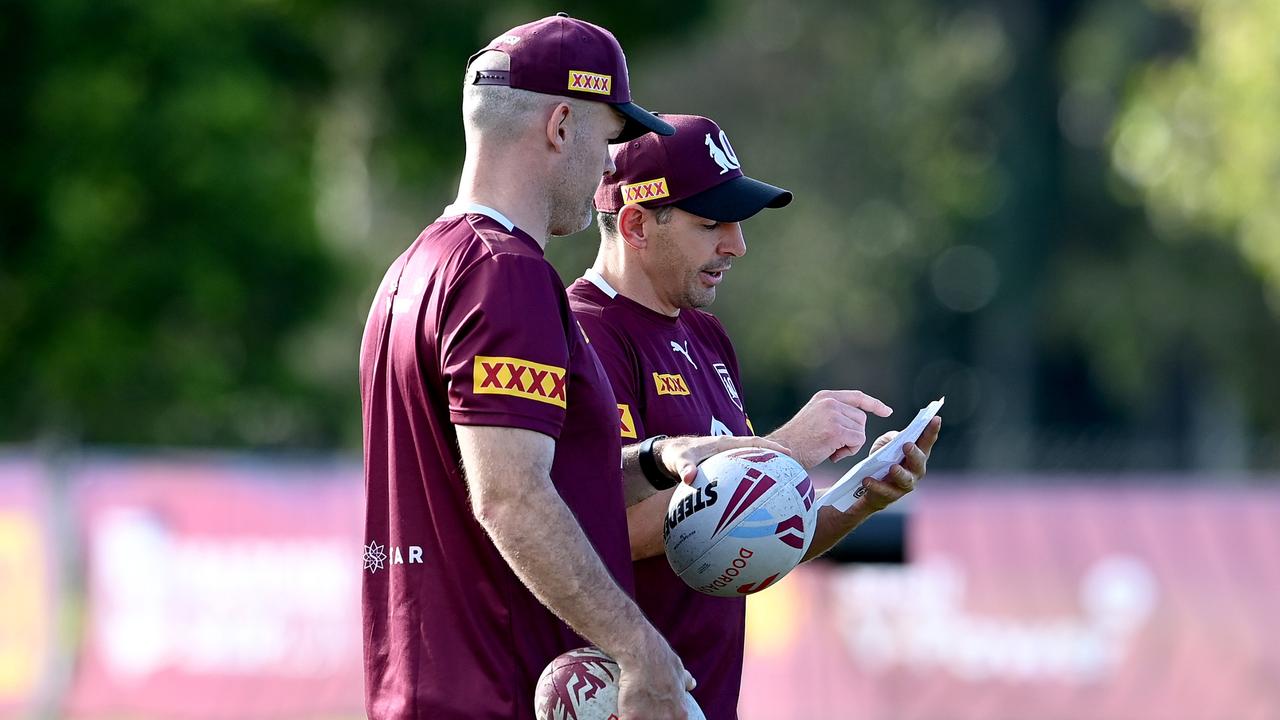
[739,482,1280,719]
[0,455,55,720]
[65,457,364,720]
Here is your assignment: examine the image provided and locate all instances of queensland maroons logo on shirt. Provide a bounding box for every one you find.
[713,362,743,411]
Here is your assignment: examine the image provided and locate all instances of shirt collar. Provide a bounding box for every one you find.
[582,267,619,298]
[441,201,516,232]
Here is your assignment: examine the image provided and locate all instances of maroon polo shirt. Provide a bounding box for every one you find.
[568,270,754,720]
[360,207,632,720]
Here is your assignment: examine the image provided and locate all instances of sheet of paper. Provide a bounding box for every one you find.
[817,397,944,512]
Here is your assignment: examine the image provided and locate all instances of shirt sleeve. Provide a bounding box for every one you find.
[574,311,646,442]
[439,252,571,439]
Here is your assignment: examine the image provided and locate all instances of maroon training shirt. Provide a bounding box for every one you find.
[360,206,632,719]
[568,270,753,720]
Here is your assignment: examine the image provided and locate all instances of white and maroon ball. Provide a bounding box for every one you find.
[664,447,816,597]
[534,647,704,720]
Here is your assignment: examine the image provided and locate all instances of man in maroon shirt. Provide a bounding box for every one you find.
[360,20,781,720]
[568,114,943,718]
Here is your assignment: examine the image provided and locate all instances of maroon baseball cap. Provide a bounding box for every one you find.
[467,13,674,143]
[595,114,792,222]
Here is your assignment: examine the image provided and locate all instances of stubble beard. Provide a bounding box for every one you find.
[653,230,718,310]
[679,275,716,309]
[548,141,599,237]
[548,186,594,236]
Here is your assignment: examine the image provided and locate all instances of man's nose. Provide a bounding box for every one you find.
[720,223,746,257]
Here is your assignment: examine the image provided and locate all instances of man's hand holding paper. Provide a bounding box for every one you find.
[819,398,945,513]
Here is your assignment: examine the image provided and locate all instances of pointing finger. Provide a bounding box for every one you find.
[834,404,868,429]
[826,390,893,418]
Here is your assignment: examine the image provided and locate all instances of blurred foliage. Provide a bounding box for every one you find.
[0,0,708,449]
[0,0,338,446]
[1043,0,1280,462]
[1113,0,1280,301]
[552,0,1014,428]
[1090,0,1280,442]
[548,0,1280,470]
[2,0,1278,467]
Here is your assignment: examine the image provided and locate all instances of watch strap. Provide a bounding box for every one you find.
[638,435,679,490]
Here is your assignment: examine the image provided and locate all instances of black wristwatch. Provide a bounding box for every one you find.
[638,435,680,490]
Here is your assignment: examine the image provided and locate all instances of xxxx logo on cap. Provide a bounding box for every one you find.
[568,70,612,95]
[473,355,567,408]
[620,177,670,205]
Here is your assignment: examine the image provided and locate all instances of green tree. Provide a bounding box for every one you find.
[1055,0,1280,465]
[0,0,339,446]
[549,0,1014,460]
[0,1,711,448]
[1112,0,1280,305]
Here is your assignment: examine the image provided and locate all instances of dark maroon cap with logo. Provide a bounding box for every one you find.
[595,114,792,222]
[467,13,674,143]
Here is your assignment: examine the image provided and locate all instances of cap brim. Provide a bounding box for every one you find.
[675,175,793,223]
[613,102,676,143]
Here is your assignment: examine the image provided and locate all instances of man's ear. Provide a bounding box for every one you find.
[617,204,649,250]
[545,102,572,152]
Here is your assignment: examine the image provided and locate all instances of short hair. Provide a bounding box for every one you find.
[597,205,675,239]
[462,52,554,139]
[462,51,598,141]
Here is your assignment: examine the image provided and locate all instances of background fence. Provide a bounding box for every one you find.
[4,452,1277,719]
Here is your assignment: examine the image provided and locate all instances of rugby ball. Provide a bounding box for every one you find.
[534,647,705,720]
[664,447,816,596]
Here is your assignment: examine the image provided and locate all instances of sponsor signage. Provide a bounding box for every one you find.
[66,457,364,719]
[617,404,638,439]
[620,177,670,204]
[0,457,54,719]
[738,481,1280,719]
[567,70,611,95]
[653,372,690,396]
[474,355,568,408]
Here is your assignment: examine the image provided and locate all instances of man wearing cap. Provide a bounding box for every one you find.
[360,20,773,720]
[568,114,942,718]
